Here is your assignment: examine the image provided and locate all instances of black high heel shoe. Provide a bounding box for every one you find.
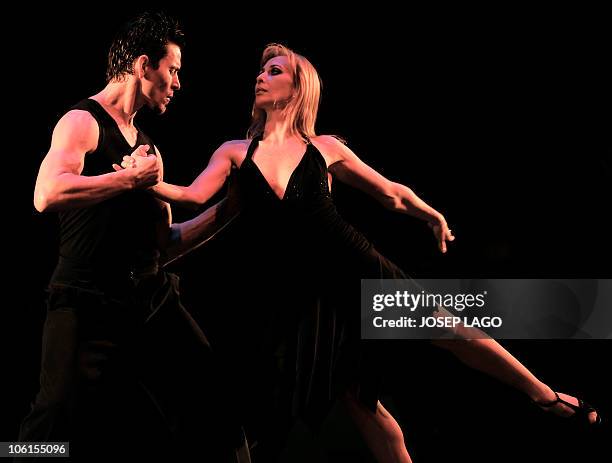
[534,391,602,426]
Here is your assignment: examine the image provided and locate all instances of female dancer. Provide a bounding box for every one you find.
[120,43,599,462]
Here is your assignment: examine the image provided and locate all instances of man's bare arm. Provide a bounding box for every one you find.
[160,175,241,266]
[34,110,159,212]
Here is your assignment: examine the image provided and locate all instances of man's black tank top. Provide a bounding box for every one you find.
[55,99,163,279]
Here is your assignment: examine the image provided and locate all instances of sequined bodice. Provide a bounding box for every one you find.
[236,135,372,271]
[238,135,331,206]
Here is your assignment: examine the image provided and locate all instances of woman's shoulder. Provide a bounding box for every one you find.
[219,139,251,151]
[311,135,349,163]
[214,139,252,160]
[311,134,345,146]
[215,139,258,168]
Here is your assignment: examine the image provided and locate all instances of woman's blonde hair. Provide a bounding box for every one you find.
[247,43,322,142]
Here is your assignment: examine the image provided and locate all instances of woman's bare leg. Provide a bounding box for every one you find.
[342,391,413,463]
[431,308,598,423]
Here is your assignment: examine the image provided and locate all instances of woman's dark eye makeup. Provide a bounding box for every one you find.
[257,66,282,77]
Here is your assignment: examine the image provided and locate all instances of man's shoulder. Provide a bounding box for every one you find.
[54,109,99,136]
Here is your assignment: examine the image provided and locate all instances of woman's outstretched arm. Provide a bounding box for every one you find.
[149,141,240,209]
[317,135,455,253]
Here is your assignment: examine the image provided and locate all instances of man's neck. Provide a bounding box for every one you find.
[91,80,141,128]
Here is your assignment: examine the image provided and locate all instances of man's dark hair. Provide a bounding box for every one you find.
[106,11,185,82]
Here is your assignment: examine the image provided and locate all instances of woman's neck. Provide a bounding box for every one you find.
[262,110,296,145]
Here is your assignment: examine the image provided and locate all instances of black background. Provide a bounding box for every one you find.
[4,4,611,462]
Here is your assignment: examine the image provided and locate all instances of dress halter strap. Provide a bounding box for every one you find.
[245,134,263,161]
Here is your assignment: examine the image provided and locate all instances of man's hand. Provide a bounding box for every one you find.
[112,144,160,188]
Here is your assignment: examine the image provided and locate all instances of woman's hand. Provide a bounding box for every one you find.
[428,216,455,253]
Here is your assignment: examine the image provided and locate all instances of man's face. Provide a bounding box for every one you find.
[142,43,181,114]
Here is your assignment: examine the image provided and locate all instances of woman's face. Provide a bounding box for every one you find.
[255,55,294,109]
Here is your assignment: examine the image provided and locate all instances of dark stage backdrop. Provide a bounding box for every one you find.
[6,5,611,462]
